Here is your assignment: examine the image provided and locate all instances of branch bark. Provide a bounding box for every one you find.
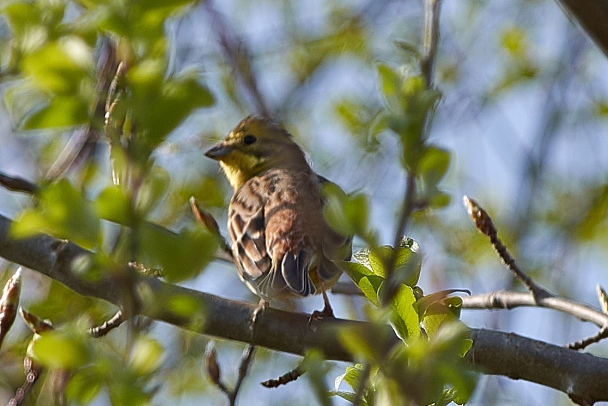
[1,213,608,404]
[556,0,608,58]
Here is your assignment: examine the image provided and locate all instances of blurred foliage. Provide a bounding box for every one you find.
[339,240,474,404]
[0,0,606,405]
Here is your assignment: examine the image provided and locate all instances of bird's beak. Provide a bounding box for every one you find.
[204,143,233,160]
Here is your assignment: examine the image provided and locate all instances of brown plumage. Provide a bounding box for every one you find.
[205,116,351,314]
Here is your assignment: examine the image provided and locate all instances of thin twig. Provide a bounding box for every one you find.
[206,342,257,405]
[567,325,608,350]
[261,365,304,388]
[46,39,117,181]
[230,344,257,405]
[420,0,441,87]
[381,0,441,305]
[461,291,608,328]
[88,310,126,338]
[8,356,42,406]
[0,174,38,194]
[203,0,270,116]
[190,197,233,260]
[463,196,552,299]
[597,285,608,314]
[0,268,21,348]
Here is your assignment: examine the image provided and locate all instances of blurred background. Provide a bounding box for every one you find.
[1,0,608,404]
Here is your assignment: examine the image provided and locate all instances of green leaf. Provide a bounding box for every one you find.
[322,182,371,242]
[29,331,90,369]
[65,369,103,404]
[22,95,89,129]
[139,224,216,282]
[377,63,401,107]
[428,191,451,208]
[368,241,421,286]
[128,64,215,145]
[389,285,421,340]
[22,38,94,95]
[94,185,132,225]
[11,179,100,249]
[418,292,469,338]
[136,166,171,215]
[334,391,360,404]
[334,364,371,405]
[352,248,372,270]
[416,289,470,316]
[339,261,382,306]
[419,145,451,187]
[129,336,164,375]
[335,364,365,392]
[338,323,394,363]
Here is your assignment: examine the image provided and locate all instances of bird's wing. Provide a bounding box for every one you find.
[262,170,316,297]
[229,182,275,296]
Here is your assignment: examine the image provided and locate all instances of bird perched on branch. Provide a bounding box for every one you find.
[205,115,352,317]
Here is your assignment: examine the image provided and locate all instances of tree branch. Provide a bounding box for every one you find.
[461,290,608,328]
[1,213,608,403]
[556,0,608,58]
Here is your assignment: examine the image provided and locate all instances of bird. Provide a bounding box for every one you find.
[204,115,352,318]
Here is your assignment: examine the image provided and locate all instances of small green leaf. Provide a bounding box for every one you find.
[419,293,468,338]
[136,166,170,215]
[22,38,93,95]
[338,323,394,363]
[339,261,382,306]
[322,182,373,243]
[334,391,360,404]
[22,95,89,129]
[377,63,401,106]
[352,248,372,270]
[139,224,216,282]
[11,180,100,249]
[335,364,365,393]
[368,241,422,286]
[129,336,164,375]
[128,63,215,145]
[94,185,132,225]
[368,246,389,277]
[389,285,421,340]
[65,369,103,404]
[30,331,90,368]
[419,146,451,187]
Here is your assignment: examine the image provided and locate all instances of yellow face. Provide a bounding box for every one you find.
[205,116,308,189]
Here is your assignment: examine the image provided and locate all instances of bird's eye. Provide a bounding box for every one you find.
[243,134,257,145]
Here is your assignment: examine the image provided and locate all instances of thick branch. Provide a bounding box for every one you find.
[556,0,608,58]
[1,214,608,403]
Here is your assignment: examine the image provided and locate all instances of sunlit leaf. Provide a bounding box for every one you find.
[30,331,90,369]
[368,242,421,286]
[23,95,89,129]
[22,38,93,94]
[94,185,132,225]
[130,336,164,375]
[128,63,215,146]
[11,179,100,249]
[419,145,451,187]
[339,261,382,306]
[420,295,466,338]
[139,224,216,282]
[389,284,421,340]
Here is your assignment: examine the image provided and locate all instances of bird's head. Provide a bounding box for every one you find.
[205,116,309,190]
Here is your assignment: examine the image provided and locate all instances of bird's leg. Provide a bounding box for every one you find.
[251,298,267,333]
[308,280,335,328]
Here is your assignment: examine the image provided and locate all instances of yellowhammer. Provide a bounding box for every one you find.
[205,116,352,317]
